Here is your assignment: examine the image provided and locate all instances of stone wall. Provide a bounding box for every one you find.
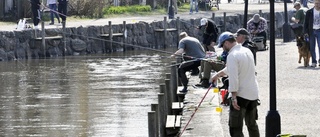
[0,11,295,61]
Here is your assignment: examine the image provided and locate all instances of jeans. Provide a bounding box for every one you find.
[309,29,320,64]
[178,60,201,87]
[190,0,198,13]
[49,4,60,23]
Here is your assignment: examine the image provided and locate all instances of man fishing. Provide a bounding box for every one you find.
[171,32,206,93]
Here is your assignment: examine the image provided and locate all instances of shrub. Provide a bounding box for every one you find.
[103,5,151,14]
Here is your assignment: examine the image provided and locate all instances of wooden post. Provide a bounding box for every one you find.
[165,79,172,115]
[164,17,167,48]
[148,111,156,137]
[223,12,226,32]
[41,21,45,58]
[62,21,67,55]
[212,13,215,20]
[158,93,166,137]
[122,21,127,52]
[108,21,113,52]
[151,104,159,137]
[176,17,180,47]
[171,62,178,102]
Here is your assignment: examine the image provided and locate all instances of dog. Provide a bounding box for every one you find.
[296,35,311,67]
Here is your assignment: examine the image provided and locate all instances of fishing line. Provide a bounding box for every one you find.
[178,83,215,137]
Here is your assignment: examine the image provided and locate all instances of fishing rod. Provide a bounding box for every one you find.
[178,83,215,137]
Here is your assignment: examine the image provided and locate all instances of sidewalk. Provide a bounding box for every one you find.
[0,0,291,31]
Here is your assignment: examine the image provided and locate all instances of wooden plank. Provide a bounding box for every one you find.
[172,102,184,110]
[34,36,62,41]
[154,28,177,32]
[99,33,124,37]
[166,115,176,128]
[175,115,182,127]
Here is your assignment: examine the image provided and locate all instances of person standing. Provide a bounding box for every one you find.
[211,31,260,137]
[30,0,41,29]
[199,18,219,52]
[47,0,60,25]
[304,0,320,67]
[171,32,206,93]
[235,28,257,65]
[189,0,199,14]
[247,14,268,48]
[300,0,309,8]
[291,2,306,37]
[58,0,68,23]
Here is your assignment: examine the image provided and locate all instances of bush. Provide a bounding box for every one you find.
[103,5,152,14]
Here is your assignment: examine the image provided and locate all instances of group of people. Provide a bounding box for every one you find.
[171,17,260,136]
[30,0,68,29]
[291,0,320,67]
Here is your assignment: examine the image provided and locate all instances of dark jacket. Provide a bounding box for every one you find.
[304,8,314,36]
[200,19,219,46]
[58,0,68,3]
[31,0,40,6]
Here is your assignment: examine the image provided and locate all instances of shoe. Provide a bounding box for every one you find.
[49,22,54,25]
[190,68,199,76]
[195,79,210,88]
[311,63,316,67]
[179,87,188,93]
[318,60,320,66]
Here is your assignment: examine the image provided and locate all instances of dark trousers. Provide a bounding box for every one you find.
[31,5,40,26]
[256,31,267,46]
[178,60,201,87]
[58,2,68,21]
[229,97,260,137]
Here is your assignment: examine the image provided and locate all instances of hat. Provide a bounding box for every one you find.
[253,14,260,23]
[294,2,300,8]
[200,18,208,26]
[217,31,235,48]
[236,28,250,36]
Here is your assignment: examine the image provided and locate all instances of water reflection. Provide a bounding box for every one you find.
[0,50,173,137]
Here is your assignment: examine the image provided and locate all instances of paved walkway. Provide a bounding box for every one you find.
[0,0,296,31]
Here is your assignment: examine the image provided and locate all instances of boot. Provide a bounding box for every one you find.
[195,79,210,88]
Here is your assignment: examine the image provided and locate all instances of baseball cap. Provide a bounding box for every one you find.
[200,18,208,26]
[235,28,250,36]
[217,31,235,48]
[294,2,300,8]
[253,14,260,23]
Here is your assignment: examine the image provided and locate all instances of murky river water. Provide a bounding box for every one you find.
[0,50,174,137]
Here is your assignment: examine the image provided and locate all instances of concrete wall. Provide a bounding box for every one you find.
[0,11,295,61]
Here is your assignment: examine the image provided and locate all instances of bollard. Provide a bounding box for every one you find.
[170,62,178,102]
[165,79,172,115]
[122,21,127,52]
[164,17,168,48]
[148,111,156,137]
[151,104,159,137]
[158,93,166,137]
[41,21,45,58]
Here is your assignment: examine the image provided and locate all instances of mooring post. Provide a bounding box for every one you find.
[176,17,180,47]
[158,92,166,137]
[41,21,45,58]
[223,12,226,32]
[108,21,113,52]
[62,21,67,55]
[165,78,172,115]
[170,62,178,102]
[148,111,156,137]
[164,16,167,48]
[122,21,127,52]
[151,104,159,137]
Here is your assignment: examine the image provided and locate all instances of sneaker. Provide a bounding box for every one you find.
[311,63,316,67]
[195,79,210,88]
[49,22,54,25]
[179,87,188,93]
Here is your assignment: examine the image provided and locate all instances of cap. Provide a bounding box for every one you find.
[217,31,235,48]
[294,2,300,8]
[253,14,260,23]
[236,28,250,36]
[200,18,208,26]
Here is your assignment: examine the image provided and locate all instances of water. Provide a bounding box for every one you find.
[0,50,174,137]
